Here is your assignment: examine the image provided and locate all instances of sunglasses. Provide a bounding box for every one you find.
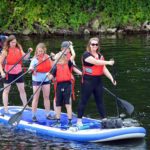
[91,43,98,46]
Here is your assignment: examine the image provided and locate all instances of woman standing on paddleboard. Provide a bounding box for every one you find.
[28,43,54,122]
[77,37,116,126]
[0,35,32,114]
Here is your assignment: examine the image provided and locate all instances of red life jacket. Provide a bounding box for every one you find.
[82,53,104,76]
[6,47,23,65]
[36,54,51,73]
[56,63,72,83]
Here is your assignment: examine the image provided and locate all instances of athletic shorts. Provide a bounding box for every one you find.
[32,80,50,86]
[56,81,71,106]
[4,72,24,84]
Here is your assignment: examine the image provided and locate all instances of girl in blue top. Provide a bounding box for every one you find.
[29,43,54,121]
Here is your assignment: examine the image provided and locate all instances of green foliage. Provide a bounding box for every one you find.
[0,0,150,32]
[69,12,90,30]
[0,0,12,28]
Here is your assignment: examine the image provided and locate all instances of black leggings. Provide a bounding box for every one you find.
[77,76,106,119]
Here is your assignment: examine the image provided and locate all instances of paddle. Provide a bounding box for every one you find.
[8,44,70,126]
[0,54,51,92]
[103,86,134,115]
[0,49,32,81]
[111,65,120,117]
[72,64,134,115]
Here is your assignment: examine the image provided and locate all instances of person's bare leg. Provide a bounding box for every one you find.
[42,84,50,116]
[32,86,41,114]
[65,104,72,119]
[56,106,61,119]
[2,84,11,113]
[16,83,28,106]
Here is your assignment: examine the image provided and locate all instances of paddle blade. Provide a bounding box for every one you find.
[117,98,134,115]
[8,111,23,126]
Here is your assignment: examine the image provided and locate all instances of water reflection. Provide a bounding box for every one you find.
[0,124,147,150]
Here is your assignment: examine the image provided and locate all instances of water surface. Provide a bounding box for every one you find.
[0,34,149,149]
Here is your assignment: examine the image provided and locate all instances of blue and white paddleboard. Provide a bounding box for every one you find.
[0,106,146,142]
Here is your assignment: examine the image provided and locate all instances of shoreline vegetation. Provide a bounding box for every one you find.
[0,1,150,36]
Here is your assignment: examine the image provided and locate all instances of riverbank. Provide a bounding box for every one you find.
[1,20,150,36]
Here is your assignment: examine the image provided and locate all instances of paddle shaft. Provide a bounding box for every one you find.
[111,65,120,117]
[22,46,70,112]
[70,63,134,115]
[103,86,119,98]
[21,78,47,112]
[73,64,134,115]
[0,50,31,81]
[104,86,134,115]
[8,44,70,126]
[0,55,51,92]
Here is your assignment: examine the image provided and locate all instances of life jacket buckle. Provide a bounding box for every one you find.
[61,88,65,92]
[85,68,92,74]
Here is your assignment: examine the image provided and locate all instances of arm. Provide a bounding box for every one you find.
[28,57,37,73]
[85,56,114,66]
[0,51,6,78]
[50,52,56,61]
[103,66,116,85]
[47,65,56,80]
[53,52,60,62]
[21,47,33,60]
[73,67,82,75]
[69,43,76,61]
[47,73,54,80]
[69,41,76,65]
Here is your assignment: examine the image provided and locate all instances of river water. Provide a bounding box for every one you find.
[0,34,149,149]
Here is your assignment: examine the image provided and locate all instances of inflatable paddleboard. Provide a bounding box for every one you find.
[0,106,146,142]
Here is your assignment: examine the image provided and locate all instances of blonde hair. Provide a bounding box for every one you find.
[55,52,68,64]
[34,43,47,56]
[86,37,99,52]
[2,35,22,55]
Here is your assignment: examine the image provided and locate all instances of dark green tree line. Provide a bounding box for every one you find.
[0,0,150,33]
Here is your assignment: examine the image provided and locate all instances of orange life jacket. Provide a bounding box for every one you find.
[56,63,72,83]
[6,47,23,65]
[82,53,104,76]
[54,52,76,100]
[36,54,51,73]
